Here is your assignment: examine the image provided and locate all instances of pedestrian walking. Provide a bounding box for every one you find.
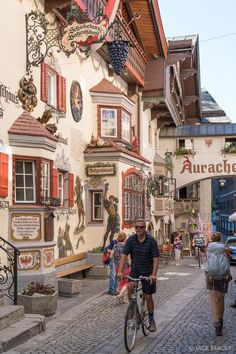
[174,233,182,266]
[112,231,130,304]
[107,237,118,295]
[117,219,159,332]
[205,232,232,336]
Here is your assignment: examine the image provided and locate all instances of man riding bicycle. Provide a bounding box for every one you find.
[117,220,159,332]
[193,230,206,259]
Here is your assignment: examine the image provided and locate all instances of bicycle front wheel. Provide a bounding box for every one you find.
[124,303,138,352]
[141,300,150,336]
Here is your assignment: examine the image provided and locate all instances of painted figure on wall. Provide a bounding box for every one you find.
[101,183,120,251]
[74,176,85,235]
[57,222,74,258]
[70,81,83,123]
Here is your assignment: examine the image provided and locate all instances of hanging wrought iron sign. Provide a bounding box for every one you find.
[26,5,111,72]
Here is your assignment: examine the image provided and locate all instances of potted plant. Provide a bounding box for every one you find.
[17,282,57,317]
[174,147,196,156]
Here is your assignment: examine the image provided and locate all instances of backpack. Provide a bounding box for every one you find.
[205,243,230,280]
[102,247,110,266]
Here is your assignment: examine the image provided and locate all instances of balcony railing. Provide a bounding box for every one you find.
[82,0,146,85]
[41,196,61,207]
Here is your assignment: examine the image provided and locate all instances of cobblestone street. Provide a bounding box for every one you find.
[8,259,236,354]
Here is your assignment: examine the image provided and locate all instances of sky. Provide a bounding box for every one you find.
[158,0,236,123]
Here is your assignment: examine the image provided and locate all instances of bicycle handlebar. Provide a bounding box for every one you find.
[124,275,150,282]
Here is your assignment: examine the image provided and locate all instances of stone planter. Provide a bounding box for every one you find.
[87,252,109,278]
[58,278,81,297]
[17,291,58,317]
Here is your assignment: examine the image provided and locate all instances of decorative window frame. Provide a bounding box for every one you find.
[122,167,145,229]
[98,105,132,144]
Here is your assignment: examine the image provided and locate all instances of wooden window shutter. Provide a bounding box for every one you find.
[52,168,58,199]
[0,153,9,197]
[41,63,49,102]
[57,75,66,112]
[68,173,74,207]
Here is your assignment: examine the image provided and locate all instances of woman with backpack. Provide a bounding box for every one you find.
[205,232,232,336]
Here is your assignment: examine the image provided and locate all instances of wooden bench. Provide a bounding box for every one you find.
[55,252,94,278]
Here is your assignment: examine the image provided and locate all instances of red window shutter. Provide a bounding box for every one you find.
[68,173,74,207]
[57,75,66,112]
[52,168,58,199]
[41,63,49,102]
[0,153,9,197]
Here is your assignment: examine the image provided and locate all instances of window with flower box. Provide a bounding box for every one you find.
[123,169,145,227]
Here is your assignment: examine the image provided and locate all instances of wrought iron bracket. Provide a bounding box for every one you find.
[25,4,118,73]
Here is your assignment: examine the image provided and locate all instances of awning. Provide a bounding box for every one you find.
[229,212,236,221]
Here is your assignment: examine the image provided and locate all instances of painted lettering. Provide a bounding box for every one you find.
[180,160,192,174]
[216,164,223,173]
[232,163,236,173]
[193,165,200,173]
[223,159,230,173]
[201,164,207,173]
[208,164,215,173]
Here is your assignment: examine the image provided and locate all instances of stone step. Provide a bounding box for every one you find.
[0,314,45,353]
[0,306,25,331]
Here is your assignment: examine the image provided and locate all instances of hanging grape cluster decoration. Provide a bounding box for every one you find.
[107,40,130,75]
[107,19,131,76]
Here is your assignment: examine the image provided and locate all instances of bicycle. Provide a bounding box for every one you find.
[124,275,150,352]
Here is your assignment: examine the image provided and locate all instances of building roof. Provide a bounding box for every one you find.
[159,124,236,138]
[201,88,231,123]
[84,139,150,164]
[8,111,58,141]
[90,79,124,95]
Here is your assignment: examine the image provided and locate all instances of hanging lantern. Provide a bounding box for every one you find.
[107,40,130,75]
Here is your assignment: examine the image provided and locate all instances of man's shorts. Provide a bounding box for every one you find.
[129,269,156,295]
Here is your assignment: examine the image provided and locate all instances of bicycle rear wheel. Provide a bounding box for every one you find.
[124,303,138,352]
[141,300,150,336]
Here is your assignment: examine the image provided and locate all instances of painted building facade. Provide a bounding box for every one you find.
[0,0,172,290]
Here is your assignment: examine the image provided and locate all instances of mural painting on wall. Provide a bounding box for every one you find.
[70,81,83,122]
[76,235,85,250]
[74,176,85,235]
[57,222,74,258]
[43,248,54,268]
[101,183,120,251]
[18,250,41,271]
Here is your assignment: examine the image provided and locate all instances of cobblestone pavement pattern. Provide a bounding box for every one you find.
[8,259,236,354]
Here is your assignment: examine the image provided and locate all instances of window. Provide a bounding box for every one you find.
[42,162,50,198]
[121,111,131,142]
[92,191,103,221]
[41,63,66,112]
[101,108,117,137]
[123,170,145,226]
[48,70,57,107]
[98,106,132,144]
[177,139,193,149]
[178,139,185,148]
[58,172,64,205]
[15,161,35,202]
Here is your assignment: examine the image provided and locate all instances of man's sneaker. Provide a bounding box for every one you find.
[149,319,157,332]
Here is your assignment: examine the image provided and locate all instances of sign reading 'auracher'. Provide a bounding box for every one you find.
[180,158,236,174]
